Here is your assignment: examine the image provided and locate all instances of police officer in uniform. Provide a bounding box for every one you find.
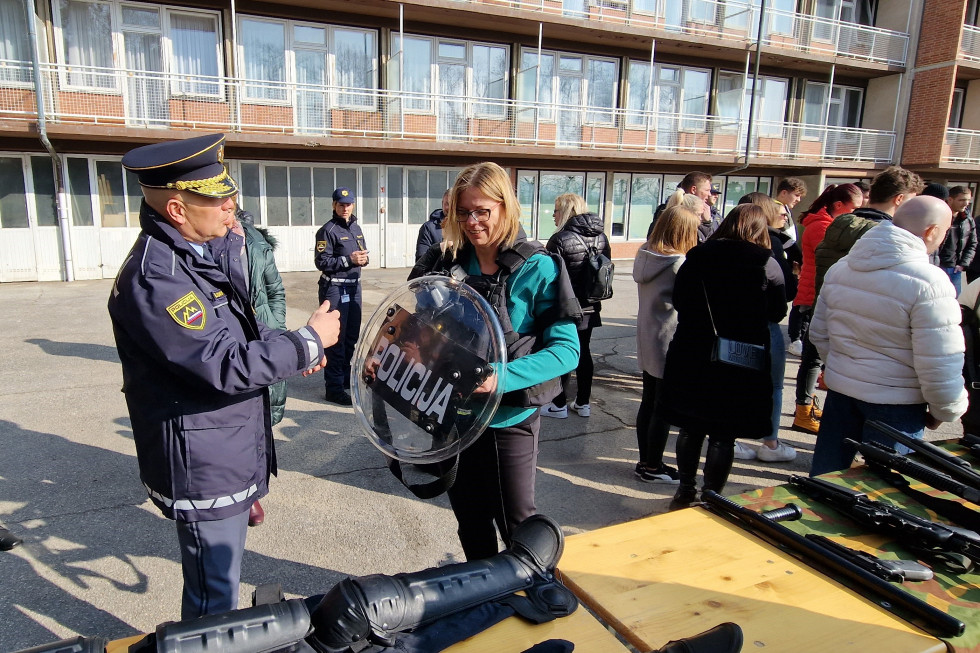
[108,133,341,620]
[314,187,369,405]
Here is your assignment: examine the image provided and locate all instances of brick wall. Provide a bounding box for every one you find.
[902,65,957,165]
[915,0,967,66]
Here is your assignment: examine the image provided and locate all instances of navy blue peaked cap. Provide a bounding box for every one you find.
[121,133,238,199]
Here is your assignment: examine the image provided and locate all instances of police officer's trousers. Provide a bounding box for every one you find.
[447,412,540,561]
[176,509,249,620]
[320,282,362,394]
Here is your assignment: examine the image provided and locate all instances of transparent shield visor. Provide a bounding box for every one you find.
[351,275,507,463]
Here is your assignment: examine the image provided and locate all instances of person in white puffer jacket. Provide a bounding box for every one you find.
[809,195,967,476]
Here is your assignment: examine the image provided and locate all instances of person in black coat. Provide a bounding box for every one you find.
[661,204,787,510]
[542,193,610,418]
[415,190,450,261]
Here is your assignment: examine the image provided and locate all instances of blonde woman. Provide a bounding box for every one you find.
[541,193,611,418]
[633,206,700,482]
[409,162,580,560]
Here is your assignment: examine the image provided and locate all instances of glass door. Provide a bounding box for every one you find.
[122,6,168,127]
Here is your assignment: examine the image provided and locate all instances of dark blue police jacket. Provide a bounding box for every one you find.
[108,203,321,522]
[314,213,367,283]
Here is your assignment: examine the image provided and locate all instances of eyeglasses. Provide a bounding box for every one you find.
[455,202,501,223]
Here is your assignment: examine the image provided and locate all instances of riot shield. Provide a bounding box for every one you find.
[351,275,507,465]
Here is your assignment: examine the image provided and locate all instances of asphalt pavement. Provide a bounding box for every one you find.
[0,260,959,649]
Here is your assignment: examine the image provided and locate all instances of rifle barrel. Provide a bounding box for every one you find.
[700,491,964,638]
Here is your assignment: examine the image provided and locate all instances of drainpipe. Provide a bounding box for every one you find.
[230,0,240,131]
[721,0,767,176]
[26,0,72,281]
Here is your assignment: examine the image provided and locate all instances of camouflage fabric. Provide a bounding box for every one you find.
[730,442,980,653]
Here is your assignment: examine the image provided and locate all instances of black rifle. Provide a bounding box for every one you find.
[788,475,980,567]
[847,438,980,504]
[700,491,964,638]
[804,534,933,582]
[758,502,933,582]
[961,432,980,461]
[867,421,980,491]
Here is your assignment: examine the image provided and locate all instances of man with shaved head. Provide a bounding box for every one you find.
[808,195,967,475]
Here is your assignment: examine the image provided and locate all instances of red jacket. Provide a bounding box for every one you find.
[795,207,835,307]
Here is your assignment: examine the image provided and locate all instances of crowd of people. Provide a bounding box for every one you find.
[102,131,974,623]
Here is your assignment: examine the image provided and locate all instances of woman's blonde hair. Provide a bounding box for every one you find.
[442,162,521,258]
[646,206,700,255]
[554,193,588,229]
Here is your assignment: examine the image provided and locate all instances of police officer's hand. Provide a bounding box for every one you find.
[308,300,341,349]
[351,250,370,267]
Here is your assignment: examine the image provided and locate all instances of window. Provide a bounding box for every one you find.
[518,169,606,240]
[721,176,772,217]
[950,88,965,129]
[0,0,32,83]
[56,0,222,95]
[96,160,126,227]
[241,18,377,106]
[389,34,508,117]
[242,19,286,102]
[245,163,375,226]
[717,72,788,136]
[627,61,711,130]
[58,0,115,88]
[0,157,28,228]
[66,157,94,226]
[385,167,457,225]
[518,48,618,127]
[31,158,58,227]
[803,82,863,135]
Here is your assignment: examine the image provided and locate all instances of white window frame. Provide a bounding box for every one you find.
[389,33,509,118]
[53,0,224,96]
[518,46,619,127]
[239,15,378,109]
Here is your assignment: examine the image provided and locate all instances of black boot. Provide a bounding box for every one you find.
[669,430,704,511]
[702,437,736,495]
[655,622,744,653]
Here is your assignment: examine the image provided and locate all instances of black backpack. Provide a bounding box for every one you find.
[569,232,614,303]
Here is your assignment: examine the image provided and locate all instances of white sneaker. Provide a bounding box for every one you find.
[757,440,798,463]
[787,339,803,357]
[541,402,568,418]
[733,441,757,460]
[570,401,591,417]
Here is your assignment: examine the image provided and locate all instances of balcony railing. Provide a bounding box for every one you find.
[455,0,908,66]
[0,62,895,163]
[962,24,980,61]
[944,128,980,163]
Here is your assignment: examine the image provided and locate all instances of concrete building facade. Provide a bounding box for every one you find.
[0,0,975,282]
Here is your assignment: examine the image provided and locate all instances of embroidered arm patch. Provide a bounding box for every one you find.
[167,291,207,330]
[316,241,327,252]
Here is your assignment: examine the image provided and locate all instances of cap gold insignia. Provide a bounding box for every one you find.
[167,291,207,330]
[341,190,349,197]
[169,169,235,196]
[217,145,224,164]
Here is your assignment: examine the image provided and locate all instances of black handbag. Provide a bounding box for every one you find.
[703,283,767,372]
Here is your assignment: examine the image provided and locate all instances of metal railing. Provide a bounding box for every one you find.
[944,128,980,163]
[455,0,908,66]
[962,24,980,61]
[0,61,895,163]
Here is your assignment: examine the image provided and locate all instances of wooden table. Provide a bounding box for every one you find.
[558,507,947,653]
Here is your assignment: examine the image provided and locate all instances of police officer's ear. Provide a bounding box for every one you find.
[165,196,189,226]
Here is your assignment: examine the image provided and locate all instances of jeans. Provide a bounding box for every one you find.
[794,308,822,405]
[765,322,786,443]
[944,267,963,296]
[810,389,927,476]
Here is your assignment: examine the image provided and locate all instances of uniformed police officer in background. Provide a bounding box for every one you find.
[314,187,369,405]
[108,133,341,620]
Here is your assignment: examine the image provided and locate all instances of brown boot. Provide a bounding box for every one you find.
[793,404,820,434]
[810,394,823,419]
